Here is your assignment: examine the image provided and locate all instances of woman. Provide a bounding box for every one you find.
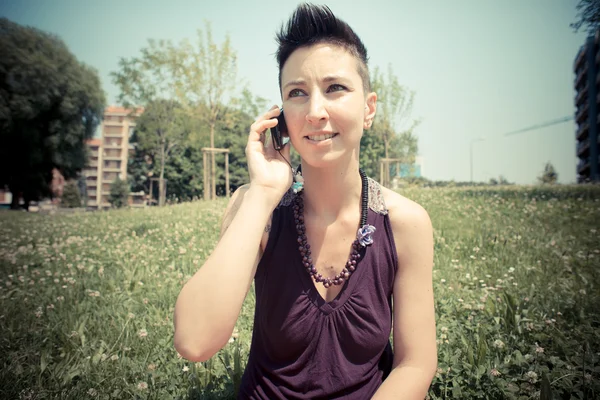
[174,4,437,399]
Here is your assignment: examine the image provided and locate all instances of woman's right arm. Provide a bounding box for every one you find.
[173,106,292,362]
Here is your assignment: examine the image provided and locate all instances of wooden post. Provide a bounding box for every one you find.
[203,150,208,201]
[201,147,230,200]
[225,153,230,197]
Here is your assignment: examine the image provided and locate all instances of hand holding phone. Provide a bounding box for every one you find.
[270,108,288,150]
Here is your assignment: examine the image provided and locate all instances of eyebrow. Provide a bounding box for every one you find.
[282,75,347,91]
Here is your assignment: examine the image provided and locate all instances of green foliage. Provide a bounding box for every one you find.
[112,21,245,201]
[1,185,599,398]
[360,128,385,178]
[109,177,130,208]
[60,180,81,208]
[537,162,558,185]
[370,64,419,161]
[571,0,600,34]
[0,18,105,209]
[134,99,192,206]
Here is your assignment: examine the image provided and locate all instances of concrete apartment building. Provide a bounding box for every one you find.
[574,30,600,183]
[83,106,146,209]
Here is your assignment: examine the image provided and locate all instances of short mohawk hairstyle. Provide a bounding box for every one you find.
[275,3,371,93]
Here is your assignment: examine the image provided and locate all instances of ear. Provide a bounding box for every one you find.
[363,92,377,130]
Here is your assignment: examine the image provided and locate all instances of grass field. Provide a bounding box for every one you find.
[0,185,599,399]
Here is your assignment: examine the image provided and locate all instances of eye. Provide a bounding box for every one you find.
[288,88,305,98]
[327,84,346,92]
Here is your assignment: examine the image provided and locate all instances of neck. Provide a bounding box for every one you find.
[300,161,363,223]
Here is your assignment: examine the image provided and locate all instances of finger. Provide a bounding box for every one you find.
[248,117,278,144]
[253,105,281,124]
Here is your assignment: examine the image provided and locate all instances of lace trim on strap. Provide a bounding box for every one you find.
[367,177,388,215]
[277,176,388,215]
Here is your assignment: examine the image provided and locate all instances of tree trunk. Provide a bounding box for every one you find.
[9,185,20,210]
[384,137,390,186]
[159,142,166,206]
[210,120,216,200]
[384,135,389,159]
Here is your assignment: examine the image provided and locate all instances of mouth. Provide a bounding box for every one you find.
[305,132,338,142]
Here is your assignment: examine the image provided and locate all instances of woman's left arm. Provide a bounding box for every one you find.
[372,199,438,400]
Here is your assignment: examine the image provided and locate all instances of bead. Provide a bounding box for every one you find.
[293,169,369,288]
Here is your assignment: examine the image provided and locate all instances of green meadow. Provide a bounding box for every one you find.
[0,185,599,399]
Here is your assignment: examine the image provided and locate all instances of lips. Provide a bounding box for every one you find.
[306,133,337,142]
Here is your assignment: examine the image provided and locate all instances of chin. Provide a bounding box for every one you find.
[299,150,358,170]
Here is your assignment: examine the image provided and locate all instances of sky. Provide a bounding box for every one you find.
[0,0,589,184]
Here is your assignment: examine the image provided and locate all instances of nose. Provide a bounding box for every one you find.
[305,93,328,125]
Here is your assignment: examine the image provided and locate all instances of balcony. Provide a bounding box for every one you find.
[577,140,590,157]
[103,144,122,149]
[576,84,588,105]
[576,103,588,123]
[103,167,121,173]
[85,170,98,177]
[577,159,590,174]
[104,131,124,138]
[575,49,586,72]
[103,119,124,127]
[576,122,589,140]
[103,156,122,161]
[576,69,587,88]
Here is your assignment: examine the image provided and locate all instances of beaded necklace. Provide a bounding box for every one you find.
[291,168,376,288]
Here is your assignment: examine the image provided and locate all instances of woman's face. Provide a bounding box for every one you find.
[280,43,376,168]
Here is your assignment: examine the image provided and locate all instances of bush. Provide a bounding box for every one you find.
[109,177,130,208]
[537,162,558,184]
[60,180,81,208]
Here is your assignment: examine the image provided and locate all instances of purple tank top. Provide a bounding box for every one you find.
[239,179,398,399]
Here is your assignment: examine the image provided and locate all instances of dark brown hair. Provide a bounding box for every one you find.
[275,3,371,94]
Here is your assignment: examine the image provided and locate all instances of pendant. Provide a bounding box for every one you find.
[357,224,376,247]
[292,171,304,193]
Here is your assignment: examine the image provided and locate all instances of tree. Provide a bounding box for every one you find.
[366,65,420,185]
[132,99,190,206]
[127,102,259,202]
[0,18,105,210]
[538,162,558,185]
[165,22,238,200]
[60,180,81,208]
[109,177,129,208]
[111,21,239,201]
[370,64,419,161]
[571,0,600,34]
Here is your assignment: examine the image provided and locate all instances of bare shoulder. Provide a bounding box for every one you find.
[379,186,433,266]
[380,186,432,231]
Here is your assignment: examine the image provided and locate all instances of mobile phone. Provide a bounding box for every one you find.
[270,108,288,150]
